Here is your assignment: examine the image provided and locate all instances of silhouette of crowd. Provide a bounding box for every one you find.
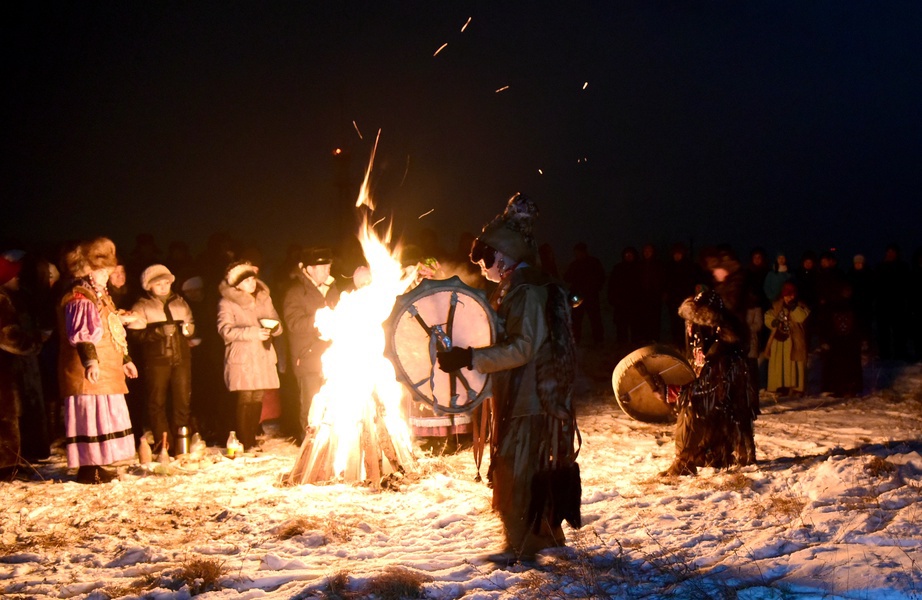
[1,229,920,482]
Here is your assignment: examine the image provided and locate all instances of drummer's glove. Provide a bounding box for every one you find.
[437,347,473,372]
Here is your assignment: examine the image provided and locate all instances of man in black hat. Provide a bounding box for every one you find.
[282,247,339,438]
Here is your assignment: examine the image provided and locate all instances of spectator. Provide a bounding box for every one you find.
[217,261,284,451]
[128,264,195,454]
[607,246,641,348]
[58,238,139,484]
[0,255,46,480]
[563,242,606,346]
[764,281,810,396]
[282,247,340,438]
[875,244,911,361]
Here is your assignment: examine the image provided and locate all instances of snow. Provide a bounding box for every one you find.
[2,361,922,599]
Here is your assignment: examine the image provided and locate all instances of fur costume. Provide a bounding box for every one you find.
[467,194,581,559]
[477,193,539,263]
[667,289,758,475]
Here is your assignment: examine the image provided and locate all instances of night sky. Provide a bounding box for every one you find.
[4,1,922,269]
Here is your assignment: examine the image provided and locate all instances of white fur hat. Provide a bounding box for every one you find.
[140,264,175,291]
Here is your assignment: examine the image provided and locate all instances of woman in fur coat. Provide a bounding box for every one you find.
[217,261,283,450]
[58,238,139,484]
[437,194,580,563]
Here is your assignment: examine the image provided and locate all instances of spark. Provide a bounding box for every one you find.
[352,120,363,140]
[538,169,544,175]
[583,82,589,90]
[461,17,471,32]
[418,209,435,219]
[495,85,510,93]
[398,155,410,188]
[356,129,381,210]
[372,217,386,228]
[434,43,448,57]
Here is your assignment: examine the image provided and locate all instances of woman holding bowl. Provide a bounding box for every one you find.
[217,261,283,451]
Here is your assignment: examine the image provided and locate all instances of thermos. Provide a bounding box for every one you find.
[176,426,190,456]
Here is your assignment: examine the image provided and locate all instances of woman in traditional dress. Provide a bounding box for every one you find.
[58,238,138,484]
[437,193,580,563]
[217,261,283,451]
[764,281,810,395]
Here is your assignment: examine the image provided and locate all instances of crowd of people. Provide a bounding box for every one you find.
[1,216,920,568]
[563,242,922,393]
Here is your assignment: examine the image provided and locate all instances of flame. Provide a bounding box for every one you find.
[356,129,381,210]
[298,136,418,482]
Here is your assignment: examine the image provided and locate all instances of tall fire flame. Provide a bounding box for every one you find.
[286,134,418,485]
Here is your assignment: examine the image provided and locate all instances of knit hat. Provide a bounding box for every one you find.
[300,247,333,266]
[225,261,259,286]
[781,281,797,297]
[476,192,539,263]
[0,256,21,286]
[140,264,175,291]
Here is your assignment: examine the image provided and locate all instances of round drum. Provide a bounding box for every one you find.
[385,276,497,415]
[612,344,696,423]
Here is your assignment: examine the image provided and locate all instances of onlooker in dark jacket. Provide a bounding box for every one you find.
[282,247,340,437]
[875,244,911,360]
[663,242,704,347]
[607,246,641,347]
[846,254,874,351]
[563,242,606,346]
[818,284,862,397]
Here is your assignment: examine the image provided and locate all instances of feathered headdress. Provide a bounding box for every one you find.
[477,192,539,263]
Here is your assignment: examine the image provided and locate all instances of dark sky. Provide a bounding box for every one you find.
[4,1,922,268]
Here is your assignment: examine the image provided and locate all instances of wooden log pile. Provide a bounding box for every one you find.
[284,394,416,487]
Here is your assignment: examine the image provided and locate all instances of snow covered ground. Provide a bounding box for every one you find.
[2,358,922,599]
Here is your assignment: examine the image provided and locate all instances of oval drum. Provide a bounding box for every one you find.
[611,344,696,423]
[385,276,497,415]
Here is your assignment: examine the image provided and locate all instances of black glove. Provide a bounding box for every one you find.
[437,346,473,372]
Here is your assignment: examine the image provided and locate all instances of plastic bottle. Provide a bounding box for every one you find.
[226,431,242,458]
[138,437,152,466]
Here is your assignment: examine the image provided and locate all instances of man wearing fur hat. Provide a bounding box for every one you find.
[662,288,759,476]
[128,264,195,454]
[436,193,580,562]
[58,238,139,484]
[281,247,340,438]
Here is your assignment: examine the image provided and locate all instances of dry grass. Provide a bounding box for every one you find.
[764,494,807,519]
[0,530,85,557]
[320,570,354,599]
[101,573,160,598]
[361,566,432,600]
[176,556,226,595]
[711,472,754,492]
[275,516,355,544]
[864,455,896,478]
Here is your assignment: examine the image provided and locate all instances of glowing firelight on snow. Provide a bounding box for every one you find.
[288,133,418,484]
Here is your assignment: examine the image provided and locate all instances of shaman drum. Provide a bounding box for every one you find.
[385,276,497,415]
[611,344,696,423]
